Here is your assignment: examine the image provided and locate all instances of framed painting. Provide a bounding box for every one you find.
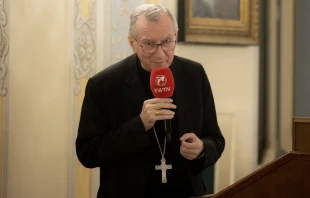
[178,0,260,45]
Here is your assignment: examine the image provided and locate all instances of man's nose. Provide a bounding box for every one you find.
[154,44,166,57]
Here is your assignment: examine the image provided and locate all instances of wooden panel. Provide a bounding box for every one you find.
[293,117,310,153]
[194,118,310,198]
[196,152,310,198]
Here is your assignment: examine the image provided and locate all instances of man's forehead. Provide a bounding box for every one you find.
[135,13,174,39]
[141,33,174,41]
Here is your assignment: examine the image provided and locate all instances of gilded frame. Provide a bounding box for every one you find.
[182,0,260,45]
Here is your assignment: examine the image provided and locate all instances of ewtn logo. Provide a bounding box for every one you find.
[155,75,167,86]
[154,75,171,93]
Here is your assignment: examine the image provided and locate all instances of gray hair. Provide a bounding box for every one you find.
[129,4,179,38]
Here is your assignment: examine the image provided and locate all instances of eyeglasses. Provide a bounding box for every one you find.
[133,37,176,54]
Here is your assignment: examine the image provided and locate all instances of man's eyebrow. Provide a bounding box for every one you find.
[141,36,153,41]
[141,33,174,42]
[141,38,154,42]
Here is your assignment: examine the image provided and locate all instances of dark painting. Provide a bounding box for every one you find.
[192,0,240,20]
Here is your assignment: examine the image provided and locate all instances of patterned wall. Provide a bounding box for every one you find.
[0,0,8,196]
[0,0,8,96]
[108,0,167,65]
[109,0,142,65]
[74,0,96,95]
[75,0,95,198]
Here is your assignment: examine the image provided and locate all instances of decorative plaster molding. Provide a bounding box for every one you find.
[110,0,141,64]
[0,0,8,96]
[74,0,96,95]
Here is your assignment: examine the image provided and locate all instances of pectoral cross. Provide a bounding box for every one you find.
[155,158,172,183]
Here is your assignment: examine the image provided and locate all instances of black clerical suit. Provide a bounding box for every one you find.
[76,54,225,198]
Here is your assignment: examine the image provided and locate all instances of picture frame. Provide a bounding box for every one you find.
[178,0,260,45]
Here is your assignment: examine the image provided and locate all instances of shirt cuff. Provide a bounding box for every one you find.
[195,151,205,159]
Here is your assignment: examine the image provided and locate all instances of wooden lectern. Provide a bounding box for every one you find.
[196,117,310,198]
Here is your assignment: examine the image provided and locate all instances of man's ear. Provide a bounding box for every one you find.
[175,30,179,41]
[128,35,136,52]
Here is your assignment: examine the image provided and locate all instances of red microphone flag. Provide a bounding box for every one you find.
[150,67,175,98]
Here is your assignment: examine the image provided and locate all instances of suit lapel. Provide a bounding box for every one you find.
[170,58,189,137]
[125,54,146,115]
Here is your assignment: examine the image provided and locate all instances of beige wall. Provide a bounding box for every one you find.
[165,0,259,185]
[7,0,69,197]
[4,0,261,197]
[176,44,259,181]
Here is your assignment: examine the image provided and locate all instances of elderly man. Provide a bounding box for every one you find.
[76,4,225,198]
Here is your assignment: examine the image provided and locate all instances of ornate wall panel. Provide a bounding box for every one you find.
[74,1,96,198]
[0,0,8,196]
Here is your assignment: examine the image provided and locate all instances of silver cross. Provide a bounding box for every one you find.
[155,158,172,183]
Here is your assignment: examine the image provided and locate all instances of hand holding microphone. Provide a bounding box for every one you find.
[140,67,176,141]
[140,98,176,131]
[140,67,176,133]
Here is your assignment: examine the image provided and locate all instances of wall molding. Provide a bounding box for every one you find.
[0,0,8,96]
[74,0,96,95]
[279,0,294,153]
[214,112,236,193]
[0,0,8,197]
[74,1,97,198]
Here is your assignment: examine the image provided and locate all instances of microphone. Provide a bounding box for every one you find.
[150,67,175,143]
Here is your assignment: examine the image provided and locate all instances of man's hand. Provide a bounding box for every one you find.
[140,98,176,131]
[180,133,204,160]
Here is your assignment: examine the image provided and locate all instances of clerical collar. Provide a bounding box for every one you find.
[137,60,174,74]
